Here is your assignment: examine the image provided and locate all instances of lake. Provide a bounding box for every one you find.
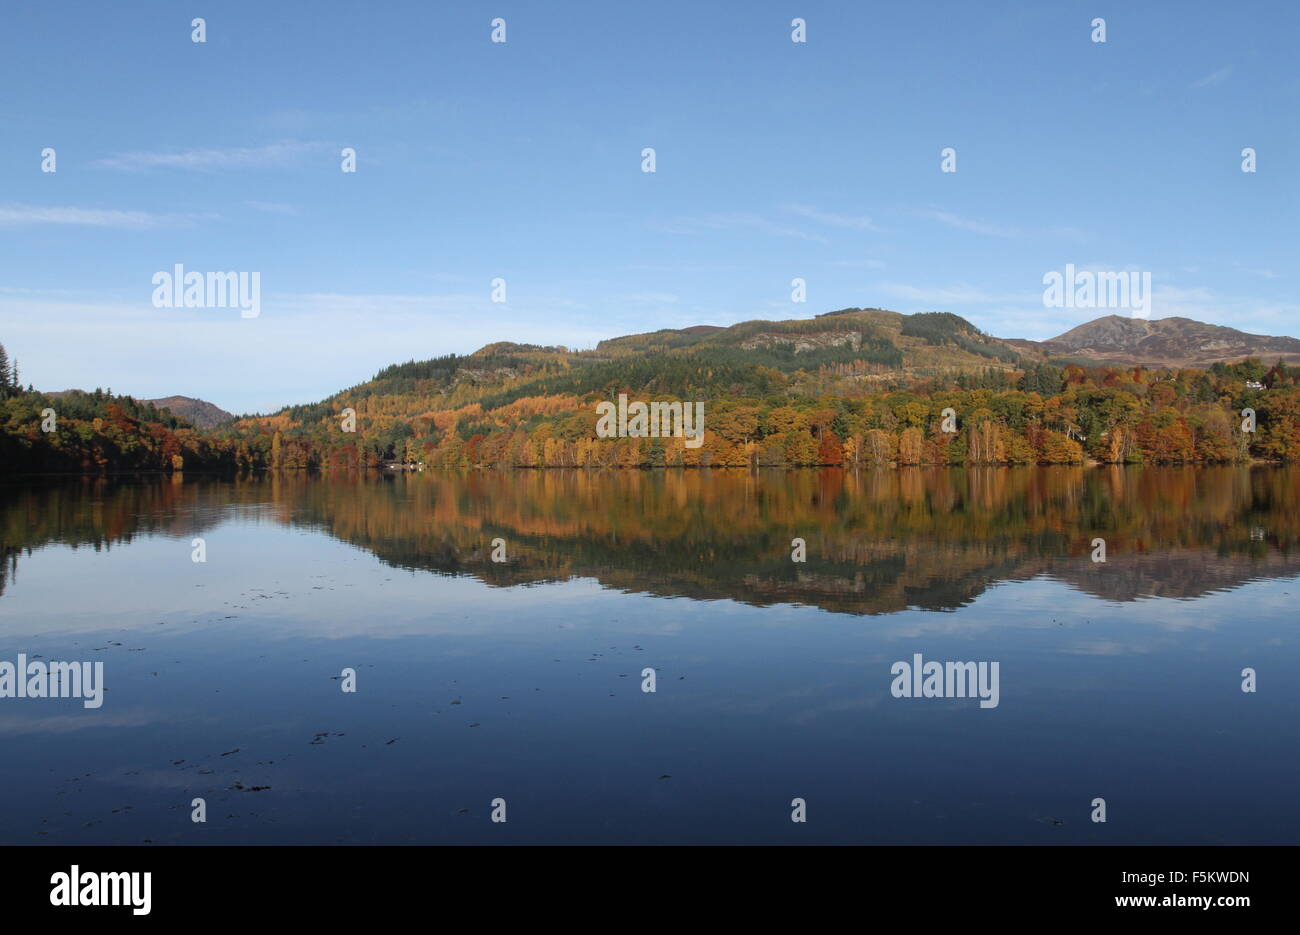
[2,466,1298,844]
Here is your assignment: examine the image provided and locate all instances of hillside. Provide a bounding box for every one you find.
[237,308,1300,441]
[206,307,1300,472]
[44,391,234,429]
[1008,315,1300,369]
[0,387,240,474]
[264,310,1300,426]
[260,308,1021,419]
[593,307,1020,373]
[144,396,235,429]
[11,308,1300,475]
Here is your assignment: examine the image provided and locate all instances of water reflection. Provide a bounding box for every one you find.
[0,467,1297,845]
[5,466,1298,612]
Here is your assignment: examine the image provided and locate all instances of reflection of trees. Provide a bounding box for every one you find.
[282,466,1300,613]
[3,467,1299,613]
[0,476,235,596]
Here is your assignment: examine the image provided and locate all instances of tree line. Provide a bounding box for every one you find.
[231,358,1300,471]
[5,344,1300,474]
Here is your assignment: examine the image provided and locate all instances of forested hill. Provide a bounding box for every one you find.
[1,334,248,474]
[218,308,1021,463]
[0,385,239,474]
[211,308,1300,471]
[7,307,1300,475]
[256,308,1018,418]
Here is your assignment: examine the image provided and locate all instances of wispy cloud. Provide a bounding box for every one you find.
[245,200,299,216]
[0,710,164,736]
[623,262,746,275]
[654,213,828,243]
[881,282,1029,304]
[827,258,887,270]
[919,209,1016,238]
[783,203,884,232]
[1190,66,1233,89]
[1047,225,1090,242]
[1235,262,1279,280]
[614,292,681,305]
[0,204,213,229]
[93,140,329,171]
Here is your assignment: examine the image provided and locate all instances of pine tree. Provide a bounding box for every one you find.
[0,343,11,394]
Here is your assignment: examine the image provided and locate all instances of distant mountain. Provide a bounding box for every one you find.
[579,310,1300,374]
[1007,315,1300,369]
[593,308,1021,373]
[15,307,1297,474]
[257,308,1024,418]
[242,308,1300,439]
[144,396,234,429]
[45,390,234,429]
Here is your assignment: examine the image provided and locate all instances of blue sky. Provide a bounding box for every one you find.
[1,0,1296,414]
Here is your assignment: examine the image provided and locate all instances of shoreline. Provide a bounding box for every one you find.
[0,459,1286,481]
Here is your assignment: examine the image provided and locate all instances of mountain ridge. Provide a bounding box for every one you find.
[43,391,235,428]
[250,308,1300,426]
[585,310,1300,370]
[1006,314,1300,368]
[10,306,1300,474]
[142,395,235,429]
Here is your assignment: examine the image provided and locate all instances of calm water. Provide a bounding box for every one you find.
[2,467,1298,844]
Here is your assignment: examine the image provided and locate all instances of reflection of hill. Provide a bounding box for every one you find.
[4,467,1300,613]
[0,477,234,597]
[1051,550,1300,603]
[281,466,1300,614]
